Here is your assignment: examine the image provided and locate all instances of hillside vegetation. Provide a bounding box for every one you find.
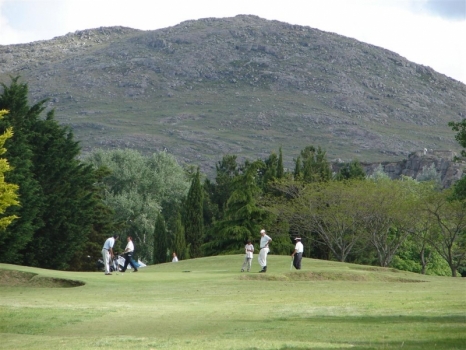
[1,255,465,349]
[1,15,465,175]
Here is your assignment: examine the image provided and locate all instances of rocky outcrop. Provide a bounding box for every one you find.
[359,150,465,188]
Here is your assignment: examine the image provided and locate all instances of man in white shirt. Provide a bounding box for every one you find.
[121,236,138,272]
[102,234,119,275]
[291,237,304,270]
[241,240,254,272]
[258,229,272,273]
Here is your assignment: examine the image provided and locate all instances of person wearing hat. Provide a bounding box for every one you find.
[291,237,304,270]
[102,234,119,275]
[258,229,272,273]
[241,239,255,272]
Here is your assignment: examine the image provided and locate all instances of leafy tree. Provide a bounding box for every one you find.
[449,119,466,156]
[0,109,19,231]
[335,160,366,181]
[153,213,168,264]
[447,120,466,199]
[390,234,450,276]
[304,180,369,262]
[184,168,204,258]
[86,149,189,262]
[367,164,390,181]
[416,163,441,185]
[360,177,418,267]
[422,189,466,277]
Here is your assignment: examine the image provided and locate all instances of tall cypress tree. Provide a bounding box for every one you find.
[294,156,301,180]
[184,168,204,258]
[171,212,187,260]
[276,147,284,179]
[23,110,98,269]
[153,213,168,264]
[0,77,44,263]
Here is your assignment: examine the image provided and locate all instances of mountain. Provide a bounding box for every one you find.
[1,15,465,175]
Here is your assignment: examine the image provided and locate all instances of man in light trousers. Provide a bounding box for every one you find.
[102,234,119,275]
[258,229,272,273]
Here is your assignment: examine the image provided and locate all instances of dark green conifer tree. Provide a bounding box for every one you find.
[0,77,44,263]
[300,146,331,183]
[212,155,239,220]
[171,212,187,260]
[153,213,168,264]
[184,168,204,258]
[335,160,366,181]
[294,156,302,180]
[276,147,284,179]
[23,110,98,269]
[204,161,268,253]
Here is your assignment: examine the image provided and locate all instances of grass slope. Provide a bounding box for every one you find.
[0,255,465,349]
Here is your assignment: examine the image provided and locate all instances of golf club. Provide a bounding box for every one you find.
[290,257,293,271]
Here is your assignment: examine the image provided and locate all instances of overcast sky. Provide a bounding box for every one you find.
[0,0,465,84]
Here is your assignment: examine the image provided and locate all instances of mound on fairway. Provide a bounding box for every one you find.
[240,270,428,282]
[0,269,85,288]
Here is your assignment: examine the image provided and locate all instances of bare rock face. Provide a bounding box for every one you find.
[359,150,465,188]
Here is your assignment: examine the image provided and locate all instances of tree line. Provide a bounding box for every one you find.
[0,77,465,276]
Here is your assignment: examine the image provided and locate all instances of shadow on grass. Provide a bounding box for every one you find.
[272,337,465,349]
[271,315,466,349]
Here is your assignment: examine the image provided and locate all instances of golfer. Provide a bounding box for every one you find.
[121,236,138,272]
[102,234,119,275]
[258,229,272,273]
[172,252,179,262]
[241,240,254,272]
[291,237,304,270]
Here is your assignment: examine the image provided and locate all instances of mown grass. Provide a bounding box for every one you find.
[0,255,464,349]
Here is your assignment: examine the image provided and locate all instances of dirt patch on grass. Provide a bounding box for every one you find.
[240,271,427,283]
[0,270,85,288]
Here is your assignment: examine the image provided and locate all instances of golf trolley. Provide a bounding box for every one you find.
[96,254,124,273]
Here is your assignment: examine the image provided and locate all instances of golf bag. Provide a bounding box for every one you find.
[96,258,105,271]
[96,255,122,272]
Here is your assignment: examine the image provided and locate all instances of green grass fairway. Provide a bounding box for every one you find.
[1,255,465,349]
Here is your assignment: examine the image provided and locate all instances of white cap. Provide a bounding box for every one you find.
[260,229,266,234]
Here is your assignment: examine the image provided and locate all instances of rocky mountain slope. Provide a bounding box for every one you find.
[0,15,465,176]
